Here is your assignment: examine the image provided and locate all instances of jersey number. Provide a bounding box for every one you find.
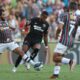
[69,24,75,36]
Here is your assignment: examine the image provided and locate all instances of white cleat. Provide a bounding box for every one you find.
[12,67,17,73]
[34,62,43,71]
[24,63,30,70]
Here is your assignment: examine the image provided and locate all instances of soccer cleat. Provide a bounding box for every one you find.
[34,62,43,71]
[24,62,30,70]
[50,74,59,79]
[12,67,17,73]
[69,60,76,71]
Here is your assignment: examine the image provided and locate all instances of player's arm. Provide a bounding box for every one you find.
[43,24,49,47]
[43,32,48,47]
[55,23,64,39]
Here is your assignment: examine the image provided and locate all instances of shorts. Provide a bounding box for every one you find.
[0,42,19,53]
[23,34,42,47]
[23,39,41,47]
[54,43,68,54]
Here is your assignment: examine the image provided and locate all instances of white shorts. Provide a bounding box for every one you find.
[0,42,19,53]
[54,43,67,54]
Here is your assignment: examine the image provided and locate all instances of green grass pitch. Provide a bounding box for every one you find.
[0,64,80,80]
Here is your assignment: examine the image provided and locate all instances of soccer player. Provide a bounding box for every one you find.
[12,11,49,72]
[0,6,42,71]
[50,3,79,79]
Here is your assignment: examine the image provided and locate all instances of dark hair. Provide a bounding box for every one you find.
[41,11,49,16]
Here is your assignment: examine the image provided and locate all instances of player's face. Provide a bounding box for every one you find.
[41,14,48,21]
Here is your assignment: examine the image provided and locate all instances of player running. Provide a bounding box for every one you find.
[50,3,79,79]
[0,5,42,71]
[12,11,49,72]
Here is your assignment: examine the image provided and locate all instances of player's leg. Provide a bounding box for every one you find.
[50,43,76,79]
[30,43,41,60]
[23,44,43,70]
[30,43,43,69]
[8,42,42,72]
[14,44,30,69]
[20,50,31,70]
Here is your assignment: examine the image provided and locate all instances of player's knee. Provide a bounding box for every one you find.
[53,53,61,63]
[53,53,58,62]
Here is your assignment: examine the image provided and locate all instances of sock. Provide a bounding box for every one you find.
[27,51,31,57]
[15,56,22,67]
[61,57,70,64]
[22,54,35,66]
[20,51,31,65]
[53,66,61,76]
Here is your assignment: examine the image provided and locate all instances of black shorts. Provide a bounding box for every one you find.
[23,36,42,47]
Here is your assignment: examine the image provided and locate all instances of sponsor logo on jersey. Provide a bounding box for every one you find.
[34,25,44,32]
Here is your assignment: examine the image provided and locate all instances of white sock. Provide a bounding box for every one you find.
[22,54,28,60]
[20,51,31,65]
[53,66,61,75]
[22,54,35,66]
[27,51,31,57]
[61,57,70,64]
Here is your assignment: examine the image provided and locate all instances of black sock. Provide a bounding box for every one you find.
[15,56,22,68]
[30,49,39,60]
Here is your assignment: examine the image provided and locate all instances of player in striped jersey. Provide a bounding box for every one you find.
[0,6,42,71]
[50,3,79,79]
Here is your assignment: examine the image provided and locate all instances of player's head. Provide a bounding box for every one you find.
[40,11,49,21]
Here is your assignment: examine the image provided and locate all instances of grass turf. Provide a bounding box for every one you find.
[0,64,80,80]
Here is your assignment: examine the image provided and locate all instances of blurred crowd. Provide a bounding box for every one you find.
[0,0,80,44]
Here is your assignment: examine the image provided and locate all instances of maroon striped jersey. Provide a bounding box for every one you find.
[0,20,13,43]
[59,12,79,47]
